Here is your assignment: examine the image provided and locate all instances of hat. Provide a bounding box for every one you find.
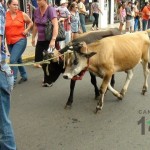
[60,0,68,5]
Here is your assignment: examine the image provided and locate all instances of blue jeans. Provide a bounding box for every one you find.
[0,64,16,150]
[8,38,27,83]
[65,30,71,45]
[134,18,139,31]
[79,14,86,33]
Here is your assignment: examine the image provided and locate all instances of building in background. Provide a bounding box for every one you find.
[17,0,148,27]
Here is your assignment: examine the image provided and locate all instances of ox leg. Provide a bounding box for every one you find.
[110,74,115,87]
[120,70,133,98]
[89,72,100,100]
[107,83,123,100]
[95,73,112,113]
[65,79,76,109]
[148,62,150,69]
[141,61,149,95]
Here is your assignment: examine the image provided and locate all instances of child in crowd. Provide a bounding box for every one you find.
[56,0,71,23]
[56,0,71,48]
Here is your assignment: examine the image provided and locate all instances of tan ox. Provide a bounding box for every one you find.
[63,31,150,113]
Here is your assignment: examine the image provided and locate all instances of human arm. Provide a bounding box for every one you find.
[31,22,37,47]
[23,12,33,36]
[98,3,103,15]
[126,7,132,16]
[78,3,87,14]
[98,8,103,15]
[0,35,2,61]
[90,4,93,16]
[145,7,150,16]
[49,17,58,48]
[0,8,4,62]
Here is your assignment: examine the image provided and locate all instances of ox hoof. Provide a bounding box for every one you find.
[141,87,147,95]
[64,104,72,109]
[141,90,146,95]
[117,94,124,100]
[120,90,126,97]
[95,106,102,114]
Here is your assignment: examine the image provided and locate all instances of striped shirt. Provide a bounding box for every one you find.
[0,3,6,63]
[91,2,100,14]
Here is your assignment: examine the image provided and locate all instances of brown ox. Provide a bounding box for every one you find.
[63,31,150,113]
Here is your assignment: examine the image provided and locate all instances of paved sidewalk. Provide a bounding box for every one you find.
[22,23,119,62]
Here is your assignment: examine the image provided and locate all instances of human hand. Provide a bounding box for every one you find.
[49,39,55,49]
[31,39,36,47]
[23,29,28,36]
[85,10,89,15]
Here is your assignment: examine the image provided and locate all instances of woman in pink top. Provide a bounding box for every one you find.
[90,0,103,30]
[118,2,126,34]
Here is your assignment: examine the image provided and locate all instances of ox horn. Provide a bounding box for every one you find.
[82,52,97,58]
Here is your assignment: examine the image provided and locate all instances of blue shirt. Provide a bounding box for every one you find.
[0,3,6,63]
[71,12,80,33]
[31,0,38,8]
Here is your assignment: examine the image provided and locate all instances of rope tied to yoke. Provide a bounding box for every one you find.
[8,51,73,67]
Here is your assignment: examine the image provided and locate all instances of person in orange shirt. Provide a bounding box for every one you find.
[5,0,33,85]
[141,2,150,31]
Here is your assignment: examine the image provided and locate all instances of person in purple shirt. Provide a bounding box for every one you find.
[0,0,16,149]
[32,0,58,87]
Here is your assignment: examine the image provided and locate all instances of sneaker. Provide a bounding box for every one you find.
[18,78,28,84]
[96,28,99,30]
[42,83,53,87]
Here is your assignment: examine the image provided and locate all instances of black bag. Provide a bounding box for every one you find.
[45,21,65,41]
[45,6,65,41]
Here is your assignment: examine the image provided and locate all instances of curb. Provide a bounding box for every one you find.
[23,55,35,62]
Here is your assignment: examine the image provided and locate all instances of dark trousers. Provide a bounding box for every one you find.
[92,13,99,28]
[35,41,64,84]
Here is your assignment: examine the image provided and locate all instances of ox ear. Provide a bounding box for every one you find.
[83,52,97,58]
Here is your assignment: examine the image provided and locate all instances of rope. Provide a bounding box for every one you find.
[8,51,73,67]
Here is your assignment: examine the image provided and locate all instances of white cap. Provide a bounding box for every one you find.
[60,0,68,5]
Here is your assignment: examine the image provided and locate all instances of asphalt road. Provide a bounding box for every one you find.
[11,64,150,150]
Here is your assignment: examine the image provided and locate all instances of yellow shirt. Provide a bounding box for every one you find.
[78,2,86,14]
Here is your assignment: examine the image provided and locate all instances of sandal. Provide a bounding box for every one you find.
[91,27,94,31]
[34,64,42,68]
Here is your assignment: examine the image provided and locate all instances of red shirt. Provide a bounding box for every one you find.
[5,10,26,44]
[142,6,150,20]
[64,19,71,31]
